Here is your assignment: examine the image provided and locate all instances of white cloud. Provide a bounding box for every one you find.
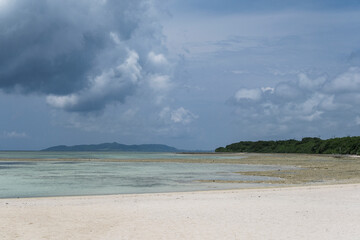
[171,107,197,124]
[231,70,248,75]
[148,74,171,92]
[232,69,360,136]
[3,131,28,138]
[268,69,300,76]
[147,74,173,104]
[326,67,360,92]
[235,88,262,101]
[318,94,338,111]
[46,94,78,109]
[109,32,121,45]
[298,73,326,89]
[299,94,324,114]
[47,50,142,112]
[300,111,323,122]
[274,82,302,99]
[261,87,274,94]
[160,107,198,124]
[148,52,168,66]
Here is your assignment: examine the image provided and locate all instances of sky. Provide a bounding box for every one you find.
[1,0,360,150]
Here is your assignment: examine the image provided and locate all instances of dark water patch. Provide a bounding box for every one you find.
[0,162,36,165]
[122,183,165,188]
[51,161,84,165]
[0,166,15,170]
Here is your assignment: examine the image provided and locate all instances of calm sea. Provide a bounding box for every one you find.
[0,152,286,198]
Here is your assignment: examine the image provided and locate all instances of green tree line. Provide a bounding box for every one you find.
[215,137,360,155]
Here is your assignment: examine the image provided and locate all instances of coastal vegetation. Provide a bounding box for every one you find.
[215,137,360,155]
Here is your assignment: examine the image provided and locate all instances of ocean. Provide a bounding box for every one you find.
[0,152,286,198]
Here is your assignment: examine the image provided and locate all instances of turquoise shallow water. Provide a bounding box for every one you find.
[0,152,289,198]
[0,151,243,160]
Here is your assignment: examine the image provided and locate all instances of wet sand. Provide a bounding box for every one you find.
[1,184,359,240]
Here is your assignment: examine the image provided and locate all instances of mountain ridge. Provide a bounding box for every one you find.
[42,142,182,152]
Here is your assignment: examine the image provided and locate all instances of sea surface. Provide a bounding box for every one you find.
[0,151,244,160]
[0,152,289,198]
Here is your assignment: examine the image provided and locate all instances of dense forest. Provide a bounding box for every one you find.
[215,137,360,155]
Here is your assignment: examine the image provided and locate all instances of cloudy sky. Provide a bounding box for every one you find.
[1,0,360,150]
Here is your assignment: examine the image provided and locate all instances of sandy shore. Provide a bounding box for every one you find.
[1,184,359,240]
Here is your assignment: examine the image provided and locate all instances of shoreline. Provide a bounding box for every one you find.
[0,180,356,199]
[1,183,359,240]
[1,152,359,186]
[0,179,356,201]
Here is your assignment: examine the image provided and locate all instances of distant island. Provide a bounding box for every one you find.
[42,142,181,152]
[215,137,360,155]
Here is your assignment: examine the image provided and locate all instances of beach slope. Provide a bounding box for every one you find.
[1,184,359,240]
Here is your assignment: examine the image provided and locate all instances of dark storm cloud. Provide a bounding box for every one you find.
[0,0,170,112]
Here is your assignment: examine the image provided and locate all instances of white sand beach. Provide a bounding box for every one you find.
[1,183,359,240]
